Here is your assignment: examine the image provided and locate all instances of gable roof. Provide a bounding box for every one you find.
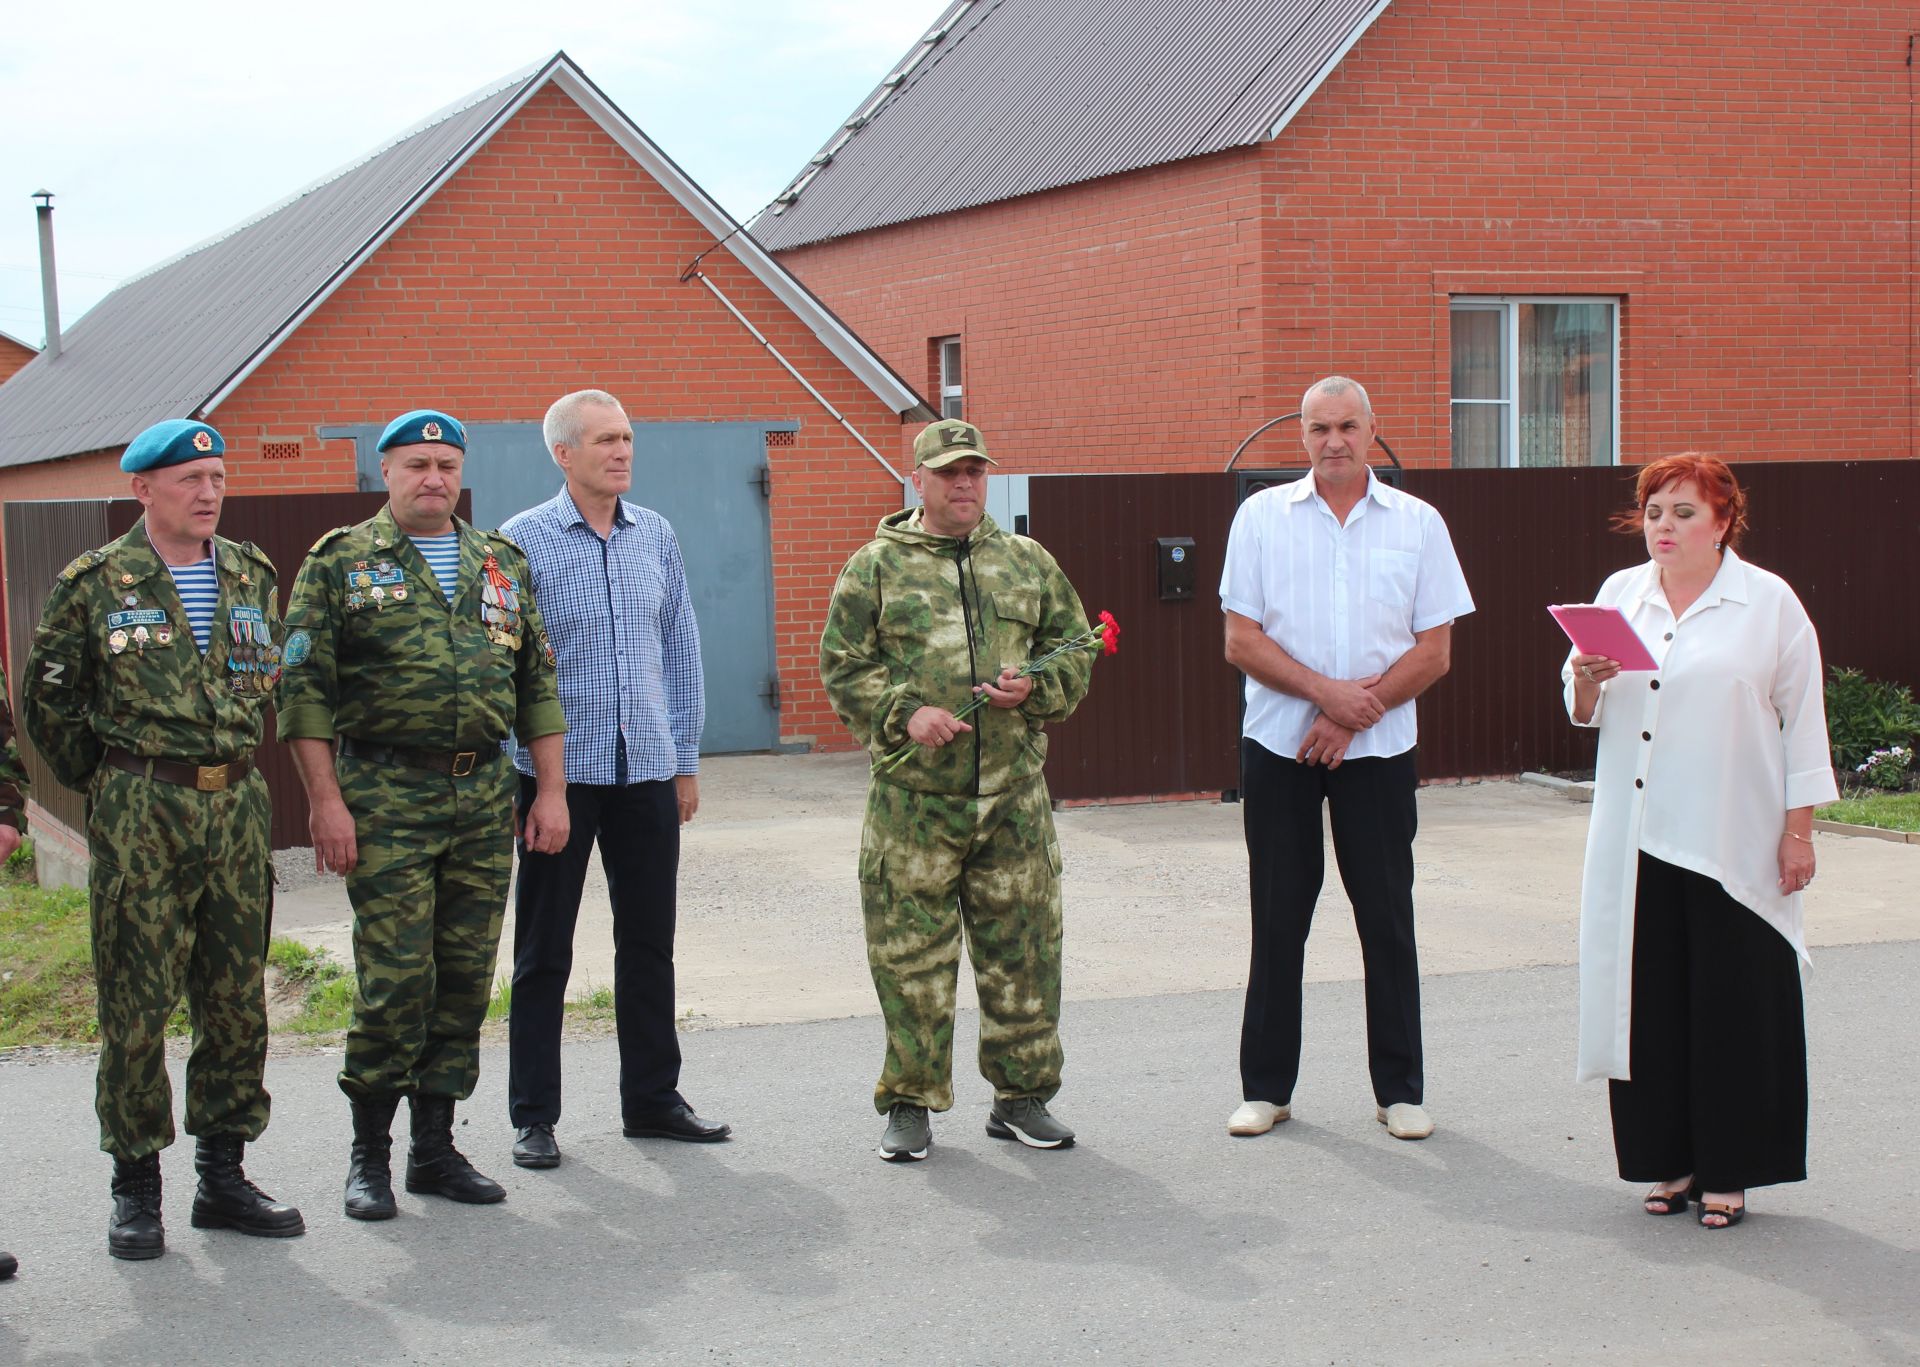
[0,53,928,471]
[0,329,37,356]
[751,0,1393,252]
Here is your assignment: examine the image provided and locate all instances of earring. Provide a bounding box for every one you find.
[1713,541,1722,551]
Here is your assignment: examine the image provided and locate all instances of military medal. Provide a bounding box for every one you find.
[109,629,129,654]
[133,625,150,649]
[156,625,172,645]
[370,585,385,602]
[123,593,139,607]
[392,586,408,601]
[347,592,365,611]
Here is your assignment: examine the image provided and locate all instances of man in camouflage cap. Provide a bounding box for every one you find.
[820,418,1097,1161]
[279,407,568,1218]
[24,418,303,1261]
[1,658,27,1280]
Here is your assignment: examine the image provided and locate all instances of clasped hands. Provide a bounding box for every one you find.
[1298,674,1384,770]
[907,669,1034,749]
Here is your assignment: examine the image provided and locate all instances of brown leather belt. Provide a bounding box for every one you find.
[105,747,252,793]
[338,736,499,777]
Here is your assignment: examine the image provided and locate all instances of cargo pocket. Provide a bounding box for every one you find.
[858,845,886,886]
[87,859,127,980]
[1046,838,1063,875]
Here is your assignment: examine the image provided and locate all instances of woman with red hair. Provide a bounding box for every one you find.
[1563,454,1836,1230]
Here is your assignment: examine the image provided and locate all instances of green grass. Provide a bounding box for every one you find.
[0,881,618,1045]
[1817,791,1920,834]
[0,882,101,1047]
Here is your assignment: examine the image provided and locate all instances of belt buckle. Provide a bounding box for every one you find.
[451,751,477,778]
[196,763,231,792]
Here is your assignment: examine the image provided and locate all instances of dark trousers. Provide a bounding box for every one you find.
[1609,852,1808,1191]
[507,775,684,1127]
[1239,739,1422,1107]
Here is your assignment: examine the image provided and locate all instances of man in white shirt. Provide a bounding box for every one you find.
[1218,377,1475,1142]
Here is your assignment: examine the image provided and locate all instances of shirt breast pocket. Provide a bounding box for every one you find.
[1367,550,1418,610]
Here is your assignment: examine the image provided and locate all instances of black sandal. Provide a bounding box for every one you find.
[1698,1196,1746,1229]
[1643,1184,1691,1216]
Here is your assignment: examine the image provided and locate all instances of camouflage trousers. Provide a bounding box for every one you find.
[85,764,273,1159]
[336,750,514,1102]
[858,773,1065,1114]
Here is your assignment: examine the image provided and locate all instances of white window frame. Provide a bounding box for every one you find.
[1450,296,1621,468]
[937,336,963,420]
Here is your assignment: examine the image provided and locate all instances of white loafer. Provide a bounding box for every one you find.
[1227,1100,1291,1136]
[1376,1102,1434,1140]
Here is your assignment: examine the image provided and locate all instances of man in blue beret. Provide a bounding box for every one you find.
[281,407,569,1218]
[24,417,303,1260]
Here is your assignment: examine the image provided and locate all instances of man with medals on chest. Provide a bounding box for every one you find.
[278,408,569,1219]
[23,418,302,1261]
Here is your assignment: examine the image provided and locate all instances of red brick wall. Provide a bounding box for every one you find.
[204,83,910,748]
[0,337,36,385]
[777,0,1919,470]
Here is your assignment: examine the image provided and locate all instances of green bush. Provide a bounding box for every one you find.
[1826,667,1920,773]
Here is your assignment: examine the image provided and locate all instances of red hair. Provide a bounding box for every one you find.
[1611,452,1749,550]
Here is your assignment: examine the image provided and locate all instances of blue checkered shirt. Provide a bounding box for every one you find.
[504,486,704,784]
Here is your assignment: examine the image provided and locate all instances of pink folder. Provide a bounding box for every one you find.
[1547,604,1660,672]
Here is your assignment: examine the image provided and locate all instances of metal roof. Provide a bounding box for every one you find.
[752,0,1394,252]
[0,53,928,471]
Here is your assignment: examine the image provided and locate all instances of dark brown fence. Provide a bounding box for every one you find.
[3,492,428,849]
[1030,462,1920,801]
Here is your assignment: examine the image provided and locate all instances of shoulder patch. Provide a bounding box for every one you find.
[308,525,353,555]
[59,548,107,581]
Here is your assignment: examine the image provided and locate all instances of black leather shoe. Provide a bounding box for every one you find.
[405,1095,506,1204]
[0,1250,17,1280]
[345,1094,401,1221]
[190,1135,306,1237]
[512,1123,560,1169]
[108,1153,165,1261]
[622,1103,731,1143]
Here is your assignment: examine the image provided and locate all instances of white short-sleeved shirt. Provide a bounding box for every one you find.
[1220,469,1475,760]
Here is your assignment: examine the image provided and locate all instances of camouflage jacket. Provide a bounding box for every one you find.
[277,505,565,750]
[0,660,26,829]
[820,510,1093,797]
[24,518,281,792]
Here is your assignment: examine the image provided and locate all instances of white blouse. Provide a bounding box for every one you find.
[1562,550,1838,1083]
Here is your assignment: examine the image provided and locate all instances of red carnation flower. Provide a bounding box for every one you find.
[1098,610,1121,656]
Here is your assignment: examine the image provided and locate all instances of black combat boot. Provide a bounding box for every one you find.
[0,1249,17,1280]
[190,1135,306,1237]
[108,1152,165,1261]
[405,1094,506,1204]
[344,1094,401,1221]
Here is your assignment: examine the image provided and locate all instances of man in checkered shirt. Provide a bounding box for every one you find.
[500,389,729,1169]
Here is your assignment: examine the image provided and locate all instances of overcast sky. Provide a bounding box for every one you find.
[0,0,942,346]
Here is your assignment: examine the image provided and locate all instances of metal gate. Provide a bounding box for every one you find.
[322,419,784,753]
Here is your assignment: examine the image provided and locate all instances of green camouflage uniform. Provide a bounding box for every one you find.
[820,509,1094,1114]
[277,506,563,1103]
[23,518,280,1159]
[0,659,24,834]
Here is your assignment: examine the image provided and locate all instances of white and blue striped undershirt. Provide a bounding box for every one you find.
[166,558,219,652]
[408,533,461,599]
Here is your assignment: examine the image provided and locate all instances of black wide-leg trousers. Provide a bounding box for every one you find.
[507,775,684,1127]
[1609,851,1807,1191]
[1239,739,1422,1108]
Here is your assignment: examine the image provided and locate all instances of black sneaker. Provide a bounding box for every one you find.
[878,1104,931,1162]
[987,1097,1076,1149]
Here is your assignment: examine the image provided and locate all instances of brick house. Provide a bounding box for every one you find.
[0,330,34,386]
[0,52,931,753]
[756,0,1920,474]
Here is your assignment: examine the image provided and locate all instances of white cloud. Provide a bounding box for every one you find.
[0,0,937,342]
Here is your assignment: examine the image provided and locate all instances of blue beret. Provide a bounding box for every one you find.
[121,419,224,473]
[377,409,466,453]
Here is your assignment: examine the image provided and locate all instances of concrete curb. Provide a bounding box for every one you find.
[1813,817,1920,845]
[1518,771,1594,803]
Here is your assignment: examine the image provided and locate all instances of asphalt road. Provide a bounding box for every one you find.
[3,943,1916,1366]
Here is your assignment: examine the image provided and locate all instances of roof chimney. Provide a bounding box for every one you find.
[33,190,60,360]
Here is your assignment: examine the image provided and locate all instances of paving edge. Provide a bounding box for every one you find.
[1518,771,1594,803]
[1812,818,1920,844]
